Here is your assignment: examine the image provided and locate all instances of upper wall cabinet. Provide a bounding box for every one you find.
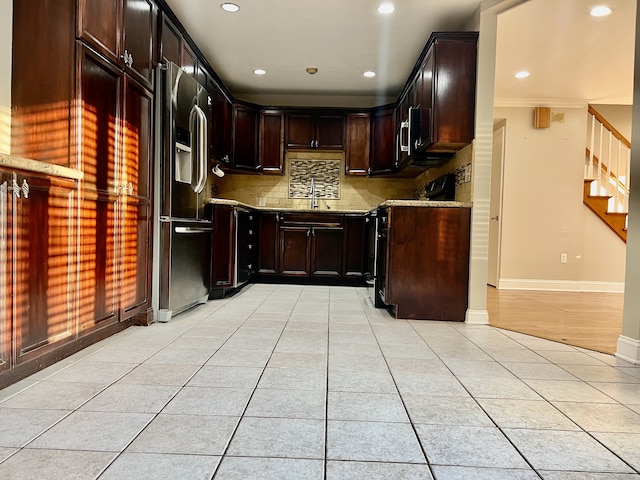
[285,112,345,150]
[78,0,157,88]
[370,106,396,176]
[233,103,260,171]
[345,113,370,176]
[260,110,285,175]
[414,32,478,154]
[160,14,182,66]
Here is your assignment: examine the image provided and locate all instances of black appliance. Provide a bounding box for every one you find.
[366,208,388,307]
[423,173,456,201]
[396,107,454,169]
[153,62,213,322]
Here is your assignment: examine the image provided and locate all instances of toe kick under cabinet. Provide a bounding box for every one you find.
[379,205,471,321]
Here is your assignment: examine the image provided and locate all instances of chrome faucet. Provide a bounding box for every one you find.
[309,177,319,210]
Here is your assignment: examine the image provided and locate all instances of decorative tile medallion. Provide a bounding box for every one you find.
[289,158,341,199]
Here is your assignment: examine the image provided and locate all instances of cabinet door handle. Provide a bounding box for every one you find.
[21,179,29,199]
[121,50,134,68]
[11,177,21,199]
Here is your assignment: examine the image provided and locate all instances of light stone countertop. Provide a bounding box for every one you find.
[0,153,84,180]
[378,199,472,208]
[208,197,471,213]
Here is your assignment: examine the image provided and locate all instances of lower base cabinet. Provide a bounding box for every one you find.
[208,204,257,295]
[0,169,79,386]
[256,211,365,282]
[381,206,471,321]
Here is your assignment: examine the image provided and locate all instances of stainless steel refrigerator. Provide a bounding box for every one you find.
[152,62,212,322]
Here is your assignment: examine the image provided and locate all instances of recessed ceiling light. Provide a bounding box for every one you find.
[221,2,239,13]
[377,2,395,14]
[253,69,266,75]
[515,71,530,79]
[363,71,376,78]
[590,5,612,17]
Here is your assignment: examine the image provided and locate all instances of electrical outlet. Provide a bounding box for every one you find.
[464,163,472,183]
[560,253,567,264]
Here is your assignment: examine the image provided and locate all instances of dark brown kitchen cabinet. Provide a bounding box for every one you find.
[0,170,78,375]
[77,45,153,331]
[380,206,470,321]
[233,104,260,171]
[78,0,157,89]
[160,14,182,65]
[311,225,343,277]
[260,110,285,175]
[345,113,370,176]
[213,92,234,165]
[279,226,311,276]
[278,214,344,278]
[208,205,257,295]
[343,215,366,278]
[181,42,198,77]
[257,212,279,274]
[409,32,478,155]
[285,112,345,150]
[370,106,396,175]
[210,205,235,288]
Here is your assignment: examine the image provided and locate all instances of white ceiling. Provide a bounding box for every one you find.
[163,0,636,107]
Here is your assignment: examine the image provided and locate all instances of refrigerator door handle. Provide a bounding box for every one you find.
[174,226,213,234]
[189,104,208,194]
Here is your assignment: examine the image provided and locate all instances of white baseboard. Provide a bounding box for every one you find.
[497,278,624,293]
[465,309,489,325]
[616,335,640,365]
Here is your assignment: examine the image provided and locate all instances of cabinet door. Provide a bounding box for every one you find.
[260,110,284,175]
[257,213,278,275]
[181,42,198,78]
[431,37,477,150]
[279,226,310,276]
[233,104,259,170]
[285,114,314,149]
[213,92,233,164]
[419,51,434,148]
[77,45,121,331]
[311,226,343,277]
[123,0,156,88]
[12,173,77,365]
[343,216,365,278]
[370,107,395,175]
[160,14,182,65]
[345,113,370,175]
[316,115,345,149]
[211,206,235,288]
[77,0,121,65]
[119,76,152,321]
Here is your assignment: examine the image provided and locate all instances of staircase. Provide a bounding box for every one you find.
[583,105,630,242]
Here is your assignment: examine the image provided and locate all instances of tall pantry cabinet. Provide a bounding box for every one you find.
[11,0,155,369]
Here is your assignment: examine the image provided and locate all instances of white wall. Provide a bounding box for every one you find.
[494,104,626,291]
[0,0,12,154]
[0,0,13,153]
[591,104,633,140]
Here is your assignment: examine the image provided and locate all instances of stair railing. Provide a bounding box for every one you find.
[585,105,631,214]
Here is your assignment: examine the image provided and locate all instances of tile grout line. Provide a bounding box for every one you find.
[440,322,640,477]
[406,320,545,478]
[361,299,435,478]
[207,285,305,480]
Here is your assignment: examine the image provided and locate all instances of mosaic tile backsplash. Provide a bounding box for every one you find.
[289,158,341,199]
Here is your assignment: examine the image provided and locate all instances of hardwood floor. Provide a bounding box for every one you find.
[487,287,624,354]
